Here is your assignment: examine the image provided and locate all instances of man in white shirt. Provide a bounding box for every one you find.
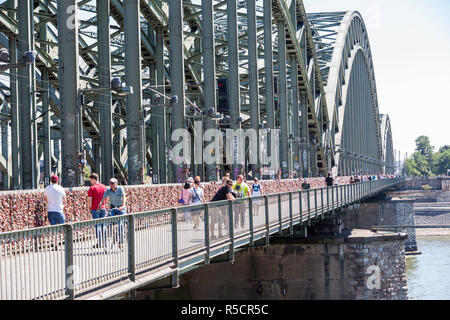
[44,175,66,225]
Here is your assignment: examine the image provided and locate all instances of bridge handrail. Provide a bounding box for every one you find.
[0,177,405,300]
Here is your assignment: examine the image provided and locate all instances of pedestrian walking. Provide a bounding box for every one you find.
[188,178,205,230]
[179,179,192,206]
[326,173,334,187]
[44,175,66,226]
[251,177,263,217]
[87,173,107,247]
[232,175,251,229]
[99,178,127,248]
[210,178,235,240]
[179,178,193,223]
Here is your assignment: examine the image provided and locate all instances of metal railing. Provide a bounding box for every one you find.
[0,177,404,300]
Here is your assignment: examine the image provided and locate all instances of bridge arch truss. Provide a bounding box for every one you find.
[308,11,389,176]
[0,1,395,189]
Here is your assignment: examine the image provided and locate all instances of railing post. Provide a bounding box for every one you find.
[359,182,362,199]
[307,189,311,226]
[64,224,74,300]
[289,192,293,234]
[340,185,343,206]
[327,187,330,213]
[171,208,179,288]
[249,198,254,247]
[320,188,324,220]
[345,184,348,205]
[313,188,317,218]
[264,195,269,246]
[278,194,282,233]
[204,204,210,263]
[336,185,339,208]
[331,186,335,215]
[299,191,303,222]
[127,214,136,282]
[228,200,235,262]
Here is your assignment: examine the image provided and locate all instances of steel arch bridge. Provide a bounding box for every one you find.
[0,0,395,190]
[307,11,394,176]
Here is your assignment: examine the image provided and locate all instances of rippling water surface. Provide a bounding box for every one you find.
[407,236,450,300]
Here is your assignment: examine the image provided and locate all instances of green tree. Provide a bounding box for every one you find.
[433,149,450,176]
[439,145,450,153]
[405,136,449,177]
[415,136,434,162]
[405,157,421,176]
[406,151,433,177]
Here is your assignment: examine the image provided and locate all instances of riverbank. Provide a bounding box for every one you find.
[414,203,450,236]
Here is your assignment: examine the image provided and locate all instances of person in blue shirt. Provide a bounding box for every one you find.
[100,178,127,215]
[99,178,127,247]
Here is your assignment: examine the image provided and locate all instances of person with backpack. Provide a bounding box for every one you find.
[179,178,193,223]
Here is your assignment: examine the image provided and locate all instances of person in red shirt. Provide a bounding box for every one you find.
[87,173,107,248]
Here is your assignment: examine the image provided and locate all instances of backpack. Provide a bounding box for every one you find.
[178,190,185,204]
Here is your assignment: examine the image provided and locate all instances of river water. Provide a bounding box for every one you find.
[406,236,450,300]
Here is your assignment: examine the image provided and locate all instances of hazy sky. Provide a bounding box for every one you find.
[303,0,450,158]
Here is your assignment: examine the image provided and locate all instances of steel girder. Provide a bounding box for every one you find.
[0,1,396,189]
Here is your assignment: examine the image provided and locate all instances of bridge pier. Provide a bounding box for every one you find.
[340,195,417,252]
[133,230,407,300]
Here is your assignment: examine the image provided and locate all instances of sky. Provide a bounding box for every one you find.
[303,0,450,159]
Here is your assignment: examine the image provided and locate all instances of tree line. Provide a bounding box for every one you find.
[405,136,450,177]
